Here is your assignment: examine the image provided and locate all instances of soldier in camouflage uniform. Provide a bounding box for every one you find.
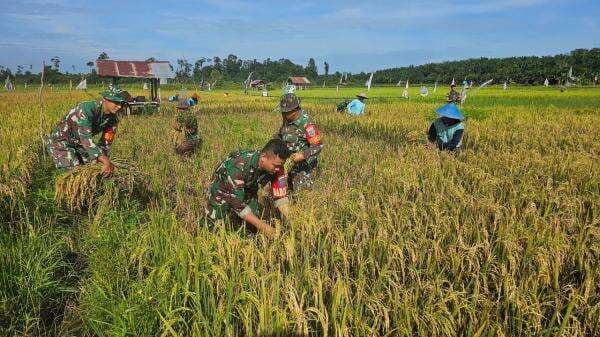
[446,84,462,104]
[46,86,131,175]
[205,139,291,237]
[172,100,201,156]
[275,93,324,192]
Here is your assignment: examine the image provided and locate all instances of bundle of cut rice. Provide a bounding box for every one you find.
[55,159,150,211]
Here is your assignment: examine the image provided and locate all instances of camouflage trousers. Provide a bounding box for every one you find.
[46,139,91,170]
[175,138,201,156]
[288,159,318,192]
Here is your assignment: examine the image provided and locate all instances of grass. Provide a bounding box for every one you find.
[0,85,598,336]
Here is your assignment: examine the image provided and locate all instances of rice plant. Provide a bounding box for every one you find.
[0,86,598,336]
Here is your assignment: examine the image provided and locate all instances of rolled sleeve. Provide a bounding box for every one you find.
[237,205,252,219]
[273,197,289,208]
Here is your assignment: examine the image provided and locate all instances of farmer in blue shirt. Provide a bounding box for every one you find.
[427,103,465,151]
[347,92,368,115]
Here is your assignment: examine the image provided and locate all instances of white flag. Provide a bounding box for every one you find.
[451,78,455,86]
[433,81,438,93]
[503,81,507,90]
[568,67,575,80]
[4,76,14,91]
[143,82,148,90]
[402,79,409,98]
[544,78,549,87]
[396,79,402,86]
[244,72,253,89]
[365,73,373,91]
[75,78,87,90]
[478,79,493,90]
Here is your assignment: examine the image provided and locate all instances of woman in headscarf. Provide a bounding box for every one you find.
[427,103,465,151]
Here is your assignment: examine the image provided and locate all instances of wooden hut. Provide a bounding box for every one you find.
[287,77,311,90]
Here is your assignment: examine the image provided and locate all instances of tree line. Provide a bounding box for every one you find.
[372,48,600,85]
[2,48,599,87]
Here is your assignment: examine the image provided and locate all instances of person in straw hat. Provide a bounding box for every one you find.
[46,86,131,175]
[427,103,465,151]
[347,92,368,116]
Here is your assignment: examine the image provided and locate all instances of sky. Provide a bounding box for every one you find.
[1,0,599,74]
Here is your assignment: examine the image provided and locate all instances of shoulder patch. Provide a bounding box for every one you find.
[305,123,321,145]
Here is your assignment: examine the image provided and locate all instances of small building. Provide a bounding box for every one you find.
[287,77,311,90]
[96,60,174,114]
[249,79,265,90]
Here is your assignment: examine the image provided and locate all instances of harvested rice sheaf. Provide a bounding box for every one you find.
[54,159,151,211]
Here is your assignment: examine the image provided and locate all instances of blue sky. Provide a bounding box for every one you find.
[1,0,599,74]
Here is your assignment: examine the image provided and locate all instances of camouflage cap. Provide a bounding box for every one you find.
[100,86,132,103]
[279,93,300,113]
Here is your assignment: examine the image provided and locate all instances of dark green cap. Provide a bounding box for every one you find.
[279,93,300,113]
[100,86,132,103]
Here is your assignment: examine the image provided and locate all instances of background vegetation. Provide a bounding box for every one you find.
[2,48,600,87]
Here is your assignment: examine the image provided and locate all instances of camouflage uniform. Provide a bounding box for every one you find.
[205,150,288,221]
[446,89,461,104]
[173,111,201,156]
[275,110,323,191]
[46,100,118,170]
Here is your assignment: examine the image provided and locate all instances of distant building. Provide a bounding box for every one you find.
[287,77,311,90]
[249,79,265,90]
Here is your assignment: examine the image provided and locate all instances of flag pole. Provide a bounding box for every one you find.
[38,61,46,158]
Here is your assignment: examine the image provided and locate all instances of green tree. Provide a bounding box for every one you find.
[176,58,192,80]
[306,58,317,78]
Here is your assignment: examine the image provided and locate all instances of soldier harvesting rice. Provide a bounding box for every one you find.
[171,100,201,156]
[205,139,291,237]
[46,86,131,175]
[275,93,324,192]
[446,84,462,104]
[427,103,465,151]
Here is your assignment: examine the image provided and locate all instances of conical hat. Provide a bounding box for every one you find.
[435,103,464,120]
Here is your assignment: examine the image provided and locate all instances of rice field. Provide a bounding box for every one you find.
[1,85,599,336]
